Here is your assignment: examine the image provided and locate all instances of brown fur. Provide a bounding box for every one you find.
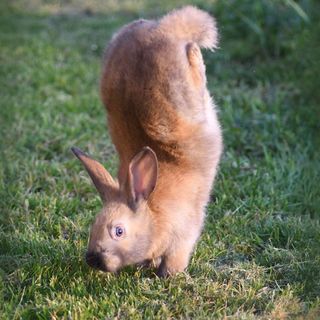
[72,6,223,276]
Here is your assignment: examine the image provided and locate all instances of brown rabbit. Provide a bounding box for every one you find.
[72,6,222,277]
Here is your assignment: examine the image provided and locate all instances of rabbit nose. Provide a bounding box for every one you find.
[85,251,107,271]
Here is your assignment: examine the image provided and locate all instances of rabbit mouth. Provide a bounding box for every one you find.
[85,251,122,273]
[85,251,108,272]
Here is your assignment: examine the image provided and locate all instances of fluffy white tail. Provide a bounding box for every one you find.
[159,6,218,50]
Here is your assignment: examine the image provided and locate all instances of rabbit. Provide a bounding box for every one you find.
[72,6,223,277]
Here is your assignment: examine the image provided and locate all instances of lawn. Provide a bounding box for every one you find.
[0,0,319,318]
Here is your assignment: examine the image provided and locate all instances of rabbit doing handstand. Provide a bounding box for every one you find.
[72,6,223,277]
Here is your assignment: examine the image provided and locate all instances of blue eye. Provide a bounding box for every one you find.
[115,226,124,237]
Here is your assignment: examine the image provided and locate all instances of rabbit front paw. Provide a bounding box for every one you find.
[156,253,189,278]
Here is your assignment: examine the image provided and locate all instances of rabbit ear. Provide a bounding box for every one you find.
[71,147,117,203]
[127,147,158,207]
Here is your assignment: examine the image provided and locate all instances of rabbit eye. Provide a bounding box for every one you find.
[115,226,124,237]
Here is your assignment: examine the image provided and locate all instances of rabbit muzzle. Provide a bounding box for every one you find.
[85,251,108,271]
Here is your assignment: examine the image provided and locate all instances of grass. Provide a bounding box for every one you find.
[1,0,320,318]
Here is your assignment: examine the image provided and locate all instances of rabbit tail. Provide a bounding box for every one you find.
[159,6,218,50]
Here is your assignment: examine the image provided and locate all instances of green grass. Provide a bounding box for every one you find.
[1,0,320,318]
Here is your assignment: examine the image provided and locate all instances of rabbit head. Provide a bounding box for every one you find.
[71,147,158,273]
